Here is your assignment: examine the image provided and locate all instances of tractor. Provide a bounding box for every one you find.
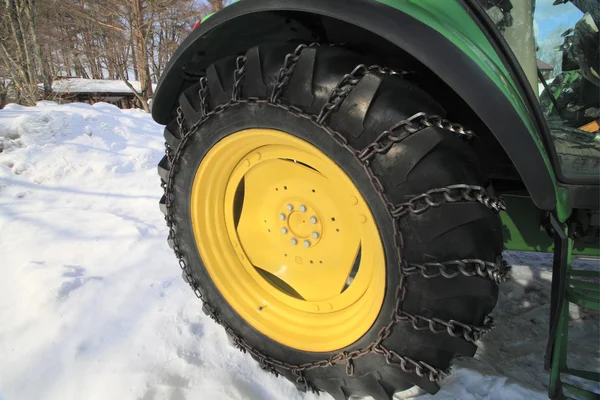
[153,0,600,398]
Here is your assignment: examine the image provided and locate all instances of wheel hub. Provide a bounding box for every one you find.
[281,202,322,247]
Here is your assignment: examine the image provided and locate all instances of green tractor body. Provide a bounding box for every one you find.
[152,0,599,398]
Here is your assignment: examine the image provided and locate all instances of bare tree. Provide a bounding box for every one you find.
[0,0,50,104]
[0,67,10,108]
[132,0,152,102]
[207,0,226,11]
[537,25,568,80]
[1,0,226,108]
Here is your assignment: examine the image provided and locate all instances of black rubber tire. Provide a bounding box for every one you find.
[158,44,504,399]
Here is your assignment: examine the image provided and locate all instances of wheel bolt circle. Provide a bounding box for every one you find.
[279,213,286,221]
[291,238,298,245]
[281,227,288,234]
[310,216,317,224]
[286,204,294,211]
[299,205,307,212]
[304,240,311,247]
[312,232,319,239]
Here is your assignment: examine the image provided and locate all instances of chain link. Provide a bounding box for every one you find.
[198,76,209,117]
[316,64,410,124]
[422,115,476,138]
[403,256,511,283]
[162,44,509,390]
[165,141,173,165]
[396,311,494,343]
[270,43,314,103]
[391,184,507,218]
[374,344,446,382]
[357,113,477,163]
[164,107,186,165]
[232,56,247,101]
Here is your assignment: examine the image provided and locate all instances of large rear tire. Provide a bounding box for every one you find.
[158,43,509,399]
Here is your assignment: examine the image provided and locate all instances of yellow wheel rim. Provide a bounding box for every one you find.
[191,129,385,352]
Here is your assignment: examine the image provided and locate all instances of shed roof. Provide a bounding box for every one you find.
[50,78,156,95]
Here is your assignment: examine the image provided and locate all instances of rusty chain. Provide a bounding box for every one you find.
[162,43,508,391]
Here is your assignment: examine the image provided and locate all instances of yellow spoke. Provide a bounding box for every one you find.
[236,159,361,301]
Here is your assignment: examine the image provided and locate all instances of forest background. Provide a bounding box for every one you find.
[0,0,228,110]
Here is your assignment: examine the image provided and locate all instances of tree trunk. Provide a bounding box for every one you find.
[132,0,152,103]
[25,0,51,98]
[0,81,8,109]
[129,12,139,81]
[15,1,37,86]
[4,0,27,78]
[1,0,41,104]
[121,77,149,112]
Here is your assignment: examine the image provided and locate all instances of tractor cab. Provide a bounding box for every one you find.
[482,0,599,181]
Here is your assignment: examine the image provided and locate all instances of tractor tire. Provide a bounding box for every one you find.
[157,43,508,399]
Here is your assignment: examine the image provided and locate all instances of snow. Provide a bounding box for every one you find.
[50,78,157,94]
[0,102,598,400]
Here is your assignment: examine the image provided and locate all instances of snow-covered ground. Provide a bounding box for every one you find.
[0,102,597,400]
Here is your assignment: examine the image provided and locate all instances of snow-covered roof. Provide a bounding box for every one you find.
[50,78,157,94]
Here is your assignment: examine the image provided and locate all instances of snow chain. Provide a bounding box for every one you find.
[162,43,510,393]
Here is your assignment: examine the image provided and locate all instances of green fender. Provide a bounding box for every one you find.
[152,0,563,215]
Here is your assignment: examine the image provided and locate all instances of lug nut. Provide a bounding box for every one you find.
[310,216,317,224]
[286,204,294,211]
[304,240,311,247]
[299,204,307,212]
[291,238,298,245]
[281,227,288,234]
[312,232,319,239]
[279,213,286,221]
